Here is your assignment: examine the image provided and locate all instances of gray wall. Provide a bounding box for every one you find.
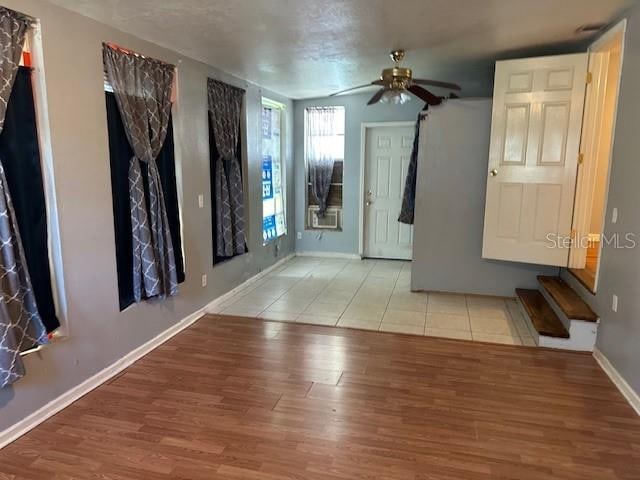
[562,6,640,395]
[411,99,557,297]
[0,0,295,431]
[293,92,425,255]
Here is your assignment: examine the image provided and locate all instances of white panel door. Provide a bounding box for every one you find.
[364,125,414,260]
[482,53,588,266]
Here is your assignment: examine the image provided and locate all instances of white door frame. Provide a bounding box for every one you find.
[358,121,415,258]
[568,19,626,290]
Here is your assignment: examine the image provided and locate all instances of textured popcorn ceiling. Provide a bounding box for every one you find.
[49,0,632,99]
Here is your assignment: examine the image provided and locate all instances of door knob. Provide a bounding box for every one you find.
[366,200,372,206]
[489,168,498,177]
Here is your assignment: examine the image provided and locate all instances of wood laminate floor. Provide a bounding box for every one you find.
[1,315,639,479]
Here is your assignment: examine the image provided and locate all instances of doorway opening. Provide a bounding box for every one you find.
[569,21,625,292]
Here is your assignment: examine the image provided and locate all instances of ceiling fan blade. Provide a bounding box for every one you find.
[412,78,462,91]
[367,88,386,105]
[330,80,385,97]
[407,85,442,105]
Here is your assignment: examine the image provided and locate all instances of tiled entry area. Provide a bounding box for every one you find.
[211,256,536,346]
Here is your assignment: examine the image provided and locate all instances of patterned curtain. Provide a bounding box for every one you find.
[207,79,246,256]
[213,159,232,257]
[0,7,48,388]
[306,107,341,217]
[102,44,178,302]
[398,114,422,224]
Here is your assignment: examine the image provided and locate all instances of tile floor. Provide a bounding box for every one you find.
[210,256,536,346]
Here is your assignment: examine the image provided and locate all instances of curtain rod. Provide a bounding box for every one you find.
[103,42,175,68]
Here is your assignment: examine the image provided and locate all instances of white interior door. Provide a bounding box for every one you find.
[482,53,588,266]
[363,124,414,260]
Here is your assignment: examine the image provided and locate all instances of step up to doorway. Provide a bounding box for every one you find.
[537,276,598,322]
[515,277,599,351]
[516,289,569,338]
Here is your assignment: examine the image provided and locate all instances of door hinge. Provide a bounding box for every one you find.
[578,153,585,165]
[586,72,593,84]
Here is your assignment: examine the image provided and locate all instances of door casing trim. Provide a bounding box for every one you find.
[568,18,626,292]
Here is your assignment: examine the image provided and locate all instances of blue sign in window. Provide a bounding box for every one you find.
[263,215,277,242]
[262,155,273,200]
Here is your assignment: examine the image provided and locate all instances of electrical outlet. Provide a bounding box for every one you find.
[201,274,207,288]
[198,194,204,209]
[612,294,618,312]
[612,207,618,224]
[297,232,302,240]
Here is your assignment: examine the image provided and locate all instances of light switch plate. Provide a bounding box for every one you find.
[612,294,618,312]
[198,194,204,209]
[201,274,207,288]
[612,207,618,224]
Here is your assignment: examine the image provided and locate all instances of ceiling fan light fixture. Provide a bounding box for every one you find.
[329,49,460,106]
[380,89,412,105]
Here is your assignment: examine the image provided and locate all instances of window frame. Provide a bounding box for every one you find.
[303,105,345,230]
[22,19,68,338]
[261,97,287,245]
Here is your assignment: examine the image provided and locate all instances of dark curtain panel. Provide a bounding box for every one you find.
[0,66,59,333]
[208,115,246,264]
[106,92,185,311]
[398,115,422,224]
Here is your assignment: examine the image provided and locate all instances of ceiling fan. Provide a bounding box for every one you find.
[329,49,461,106]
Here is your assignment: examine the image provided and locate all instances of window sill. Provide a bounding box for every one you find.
[263,232,287,247]
[305,227,342,232]
[20,329,67,357]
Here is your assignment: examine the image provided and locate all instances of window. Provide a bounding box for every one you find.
[304,106,345,230]
[207,78,247,263]
[261,98,287,244]
[104,50,185,310]
[0,22,59,334]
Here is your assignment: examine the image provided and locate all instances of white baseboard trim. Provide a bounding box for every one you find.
[295,251,361,260]
[0,252,295,450]
[593,347,640,416]
[204,253,295,313]
[0,307,204,449]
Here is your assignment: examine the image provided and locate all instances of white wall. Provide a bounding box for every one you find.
[0,0,294,432]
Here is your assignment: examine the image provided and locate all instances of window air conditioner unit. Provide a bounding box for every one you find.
[308,206,340,229]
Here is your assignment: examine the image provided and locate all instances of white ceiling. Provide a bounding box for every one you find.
[50,0,634,99]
